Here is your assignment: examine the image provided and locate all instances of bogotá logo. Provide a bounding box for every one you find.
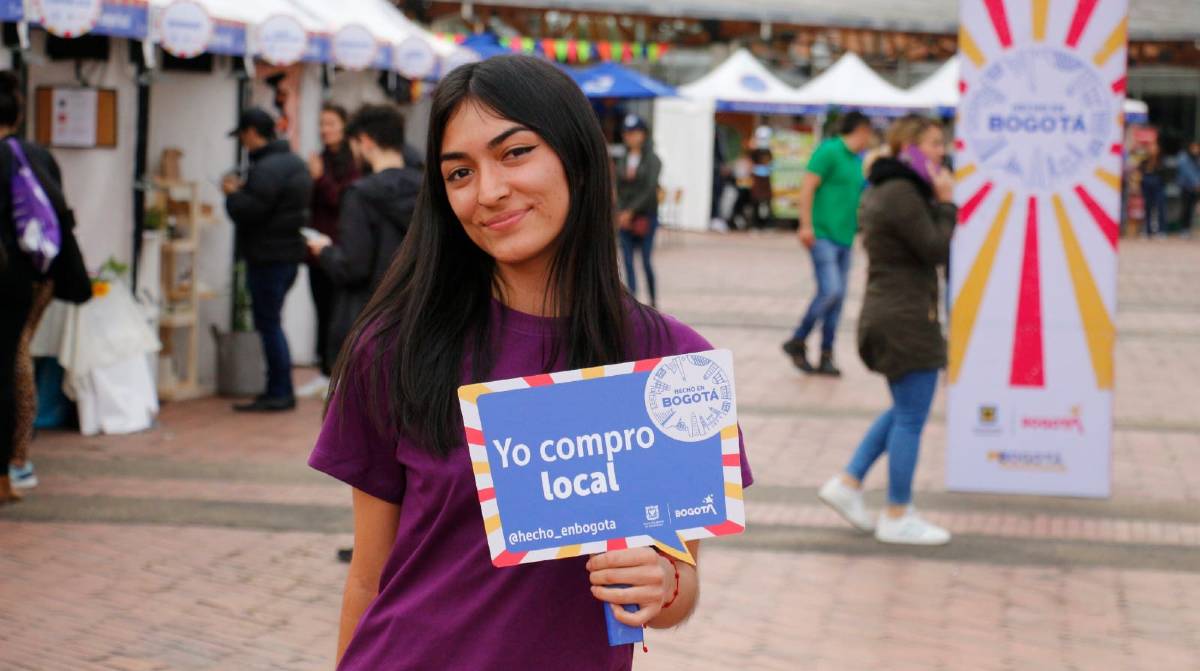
[961,48,1113,192]
[674,494,718,520]
[1020,405,1084,434]
[644,352,732,443]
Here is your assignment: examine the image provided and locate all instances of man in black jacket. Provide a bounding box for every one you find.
[224,107,312,412]
[306,104,421,371]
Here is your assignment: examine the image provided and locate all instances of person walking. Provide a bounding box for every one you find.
[303,103,360,396]
[783,111,873,376]
[1176,140,1199,238]
[308,56,751,670]
[305,104,421,371]
[614,113,662,307]
[224,107,313,412]
[817,117,955,545]
[0,72,91,502]
[1139,143,1168,238]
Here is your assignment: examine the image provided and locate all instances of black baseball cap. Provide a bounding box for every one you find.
[622,114,648,132]
[229,107,277,138]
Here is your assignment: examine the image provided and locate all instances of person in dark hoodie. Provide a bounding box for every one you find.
[224,107,313,412]
[305,104,421,370]
[816,116,956,546]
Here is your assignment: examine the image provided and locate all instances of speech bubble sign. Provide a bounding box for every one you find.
[459,349,745,568]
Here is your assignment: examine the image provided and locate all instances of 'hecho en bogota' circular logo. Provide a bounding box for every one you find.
[644,353,732,443]
[961,48,1113,192]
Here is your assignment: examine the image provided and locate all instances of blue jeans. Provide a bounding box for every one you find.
[619,214,658,306]
[791,238,851,352]
[845,369,939,506]
[247,262,298,399]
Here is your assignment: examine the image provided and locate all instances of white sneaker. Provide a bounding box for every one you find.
[817,475,874,532]
[874,507,951,546]
[296,375,330,399]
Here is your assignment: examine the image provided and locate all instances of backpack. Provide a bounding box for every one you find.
[8,137,61,273]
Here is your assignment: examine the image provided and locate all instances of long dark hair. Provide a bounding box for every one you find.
[321,103,355,179]
[330,55,659,456]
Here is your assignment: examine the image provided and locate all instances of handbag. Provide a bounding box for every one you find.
[620,214,651,237]
[5,138,91,303]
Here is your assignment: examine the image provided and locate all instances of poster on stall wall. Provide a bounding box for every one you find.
[946,0,1127,497]
[51,88,99,148]
[769,129,816,220]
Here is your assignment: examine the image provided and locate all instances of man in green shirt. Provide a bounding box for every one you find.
[783,112,872,376]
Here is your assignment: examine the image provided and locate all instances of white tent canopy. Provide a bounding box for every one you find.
[906,58,959,111]
[287,0,460,59]
[679,49,818,114]
[906,58,1150,122]
[793,52,918,112]
[149,0,325,31]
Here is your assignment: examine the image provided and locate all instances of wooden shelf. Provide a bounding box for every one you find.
[153,178,210,400]
[158,382,212,402]
[160,311,196,328]
[164,239,197,254]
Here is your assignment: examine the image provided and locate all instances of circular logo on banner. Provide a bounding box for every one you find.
[644,353,733,443]
[394,37,438,80]
[159,0,213,59]
[961,48,1113,192]
[32,0,103,38]
[332,24,377,71]
[256,14,308,66]
[739,74,768,93]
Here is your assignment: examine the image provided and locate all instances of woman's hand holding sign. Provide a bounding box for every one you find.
[587,543,700,629]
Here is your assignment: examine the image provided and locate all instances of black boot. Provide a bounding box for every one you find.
[233,396,297,412]
[816,351,842,377]
[782,339,815,373]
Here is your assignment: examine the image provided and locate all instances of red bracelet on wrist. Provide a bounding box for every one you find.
[661,554,680,609]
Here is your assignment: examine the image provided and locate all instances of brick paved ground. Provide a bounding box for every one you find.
[2,232,1199,670]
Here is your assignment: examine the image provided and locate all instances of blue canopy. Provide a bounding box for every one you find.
[461,33,512,60]
[568,62,677,99]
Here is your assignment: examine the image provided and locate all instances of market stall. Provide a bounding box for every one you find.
[662,49,819,231]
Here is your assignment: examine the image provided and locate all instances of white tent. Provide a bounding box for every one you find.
[906,58,959,112]
[793,52,918,113]
[679,49,817,114]
[906,58,1150,123]
[287,0,463,65]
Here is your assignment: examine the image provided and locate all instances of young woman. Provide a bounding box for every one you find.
[308,56,752,669]
[307,104,360,384]
[0,72,90,502]
[817,116,955,546]
[613,114,662,308]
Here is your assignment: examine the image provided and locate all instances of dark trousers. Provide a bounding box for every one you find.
[247,262,298,399]
[1181,188,1197,234]
[619,215,658,307]
[1142,175,1167,236]
[307,263,336,376]
[0,295,33,467]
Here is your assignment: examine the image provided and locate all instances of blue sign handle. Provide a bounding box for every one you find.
[601,585,644,647]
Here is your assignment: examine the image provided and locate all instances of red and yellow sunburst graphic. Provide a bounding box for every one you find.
[949,0,1126,393]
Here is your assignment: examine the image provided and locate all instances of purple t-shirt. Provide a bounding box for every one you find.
[309,300,753,671]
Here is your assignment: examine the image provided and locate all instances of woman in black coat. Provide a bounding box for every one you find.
[0,73,91,502]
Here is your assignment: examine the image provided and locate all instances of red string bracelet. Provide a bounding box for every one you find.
[661,554,680,610]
